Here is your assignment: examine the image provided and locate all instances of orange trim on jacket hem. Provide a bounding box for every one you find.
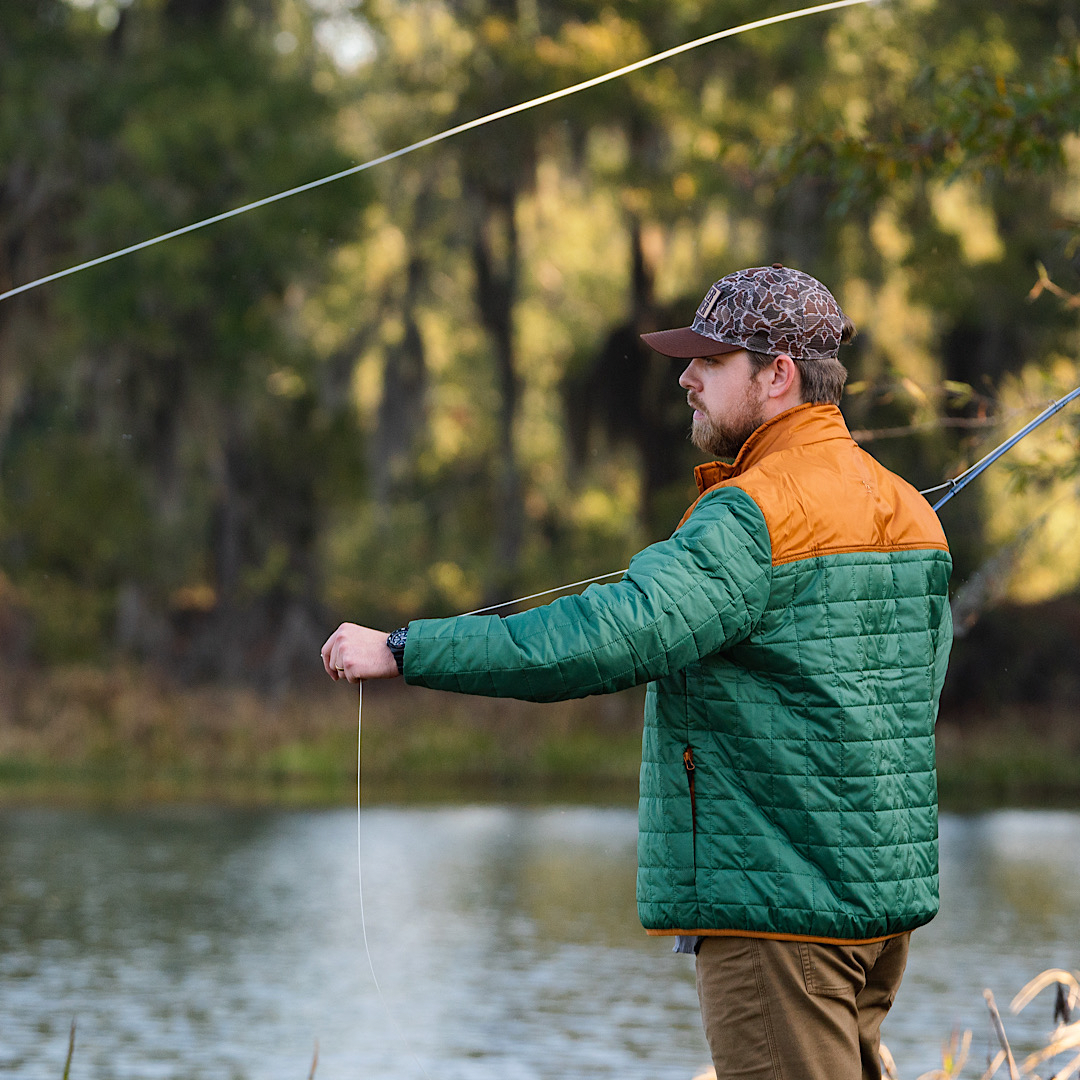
[646,927,907,946]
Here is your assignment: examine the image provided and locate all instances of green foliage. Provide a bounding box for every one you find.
[1,0,365,673]
[783,51,1080,210]
[4,434,149,580]
[3,0,1080,684]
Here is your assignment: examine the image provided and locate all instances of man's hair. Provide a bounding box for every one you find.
[747,315,855,406]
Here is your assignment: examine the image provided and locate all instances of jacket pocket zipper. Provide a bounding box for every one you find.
[683,746,696,836]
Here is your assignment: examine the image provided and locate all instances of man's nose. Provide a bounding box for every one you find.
[678,360,700,390]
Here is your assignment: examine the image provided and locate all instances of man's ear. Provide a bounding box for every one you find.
[762,353,800,401]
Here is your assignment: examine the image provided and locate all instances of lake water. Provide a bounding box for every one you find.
[1,803,1078,1079]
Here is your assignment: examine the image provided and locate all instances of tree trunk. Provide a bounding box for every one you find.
[205,409,248,681]
[472,187,524,597]
[627,216,669,534]
[164,0,228,29]
[372,254,428,507]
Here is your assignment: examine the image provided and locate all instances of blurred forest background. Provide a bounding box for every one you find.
[2,0,1080,799]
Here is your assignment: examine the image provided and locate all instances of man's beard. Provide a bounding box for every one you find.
[689,383,766,459]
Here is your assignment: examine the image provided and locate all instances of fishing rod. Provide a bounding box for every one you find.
[456,386,1080,619]
[919,385,1080,512]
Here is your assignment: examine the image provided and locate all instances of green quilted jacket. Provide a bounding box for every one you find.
[404,404,953,943]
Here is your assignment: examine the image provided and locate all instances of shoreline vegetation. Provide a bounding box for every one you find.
[1,663,1079,809]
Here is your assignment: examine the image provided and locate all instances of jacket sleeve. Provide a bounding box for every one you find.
[402,485,773,701]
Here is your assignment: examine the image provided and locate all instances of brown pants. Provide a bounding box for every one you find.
[695,933,910,1080]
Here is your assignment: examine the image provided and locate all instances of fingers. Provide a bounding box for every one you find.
[320,630,338,679]
[320,637,336,679]
[320,623,355,681]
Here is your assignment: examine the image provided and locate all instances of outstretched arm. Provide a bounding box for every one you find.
[321,487,771,694]
[406,486,772,701]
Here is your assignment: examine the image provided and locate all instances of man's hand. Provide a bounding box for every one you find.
[321,623,400,683]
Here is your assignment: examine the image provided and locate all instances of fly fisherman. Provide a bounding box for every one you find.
[322,264,953,1080]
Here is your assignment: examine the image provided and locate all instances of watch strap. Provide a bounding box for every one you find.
[386,626,408,674]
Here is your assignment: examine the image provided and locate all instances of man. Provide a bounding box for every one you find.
[322,264,953,1080]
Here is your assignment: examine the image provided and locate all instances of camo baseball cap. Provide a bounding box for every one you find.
[640,264,846,361]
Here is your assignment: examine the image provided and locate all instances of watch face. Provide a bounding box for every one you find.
[387,627,408,649]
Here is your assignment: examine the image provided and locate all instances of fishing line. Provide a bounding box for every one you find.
[353,569,618,1079]
[460,569,627,616]
[355,566,635,1034]
[0,0,879,304]
[356,681,435,1080]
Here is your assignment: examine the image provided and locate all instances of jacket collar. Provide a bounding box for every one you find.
[693,403,853,495]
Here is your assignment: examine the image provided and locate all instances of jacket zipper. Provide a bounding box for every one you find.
[683,746,696,836]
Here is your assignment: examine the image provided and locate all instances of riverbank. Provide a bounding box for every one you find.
[0,663,644,806]
[1,663,1078,808]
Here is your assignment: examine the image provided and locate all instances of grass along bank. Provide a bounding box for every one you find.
[1,663,1079,808]
[0,663,644,805]
[935,707,1080,810]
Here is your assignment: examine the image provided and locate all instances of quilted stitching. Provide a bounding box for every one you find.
[636,547,951,939]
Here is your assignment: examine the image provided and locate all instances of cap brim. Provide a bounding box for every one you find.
[639,327,743,359]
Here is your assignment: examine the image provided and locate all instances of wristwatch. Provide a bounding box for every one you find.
[386,626,408,674]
